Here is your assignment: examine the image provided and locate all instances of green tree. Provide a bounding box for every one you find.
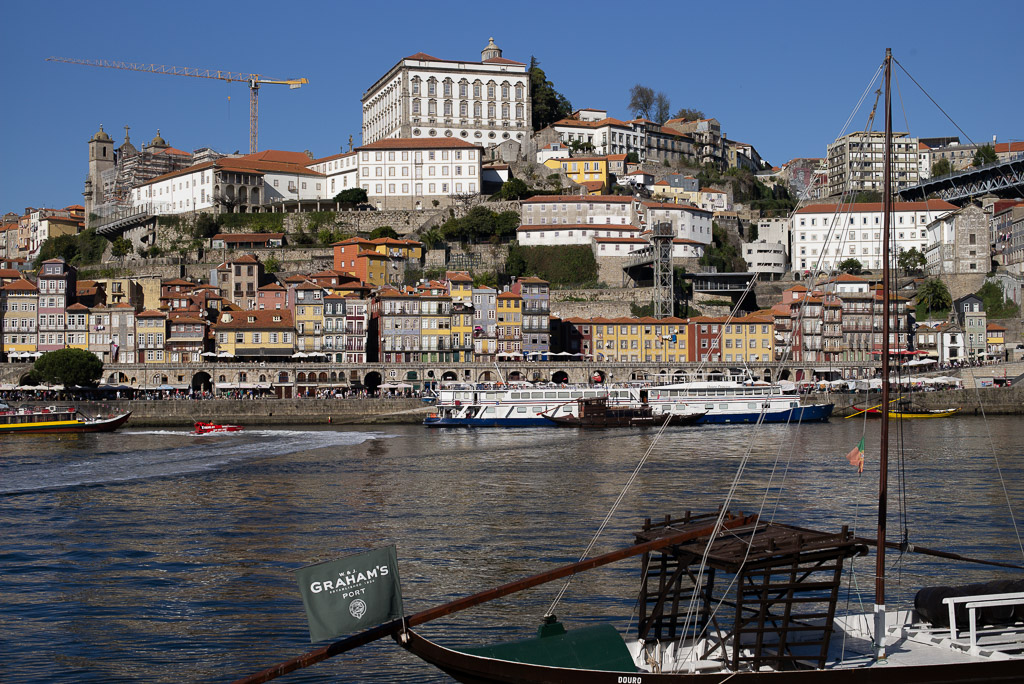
[111,237,132,261]
[625,152,640,164]
[506,240,527,277]
[931,158,952,177]
[193,213,219,239]
[699,224,745,273]
[568,139,595,154]
[333,187,368,205]
[628,84,656,119]
[419,227,444,250]
[370,226,399,240]
[672,107,705,121]
[32,348,104,387]
[972,144,997,167]
[494,177,530,200]
[34,235,80,268]
[263,255,282,273]
[838,258,863,274]
[897,247,926,276]
[529,57,573,131]
[653,92,671,124]
[976,280,1021,319]
[915,278,952,319]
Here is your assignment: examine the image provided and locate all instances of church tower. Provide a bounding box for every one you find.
[481,36,502,61]
[84,125,115,228]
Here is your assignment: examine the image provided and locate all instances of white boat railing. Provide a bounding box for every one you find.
[943,591,1024,655]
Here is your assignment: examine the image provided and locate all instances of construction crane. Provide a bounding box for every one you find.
[47,56,308,154]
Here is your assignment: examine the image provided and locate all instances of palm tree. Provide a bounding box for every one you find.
[915,278,951,318]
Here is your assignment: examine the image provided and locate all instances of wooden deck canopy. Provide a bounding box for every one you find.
[635,511,869,671]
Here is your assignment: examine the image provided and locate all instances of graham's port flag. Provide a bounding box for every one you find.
[296,546,404,643]
[845,437,865,474]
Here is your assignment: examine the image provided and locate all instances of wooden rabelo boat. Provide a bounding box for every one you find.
[0,402,131,435]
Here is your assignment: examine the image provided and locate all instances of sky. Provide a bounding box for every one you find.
[2,0,1022,215]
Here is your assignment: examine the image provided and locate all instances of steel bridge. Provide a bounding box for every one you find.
[897,156,1024,205]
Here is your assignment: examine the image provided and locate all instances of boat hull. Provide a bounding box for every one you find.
[424,415,553,428]
[0,411,132,435]
[696,403,833,424]
[397,629,1024,683]
[866,408,959,419]
[547,412,705,428]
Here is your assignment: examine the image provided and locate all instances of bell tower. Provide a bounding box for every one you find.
[84,125,115,227]
[481,36,502,61]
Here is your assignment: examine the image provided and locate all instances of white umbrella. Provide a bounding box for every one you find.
[218,351,234,358]
[292,352,308,358]
[200,351,217,357]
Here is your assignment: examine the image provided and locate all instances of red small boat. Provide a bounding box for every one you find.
[192,421,244,435]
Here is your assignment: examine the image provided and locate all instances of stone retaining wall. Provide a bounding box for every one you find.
[54,397,433,427]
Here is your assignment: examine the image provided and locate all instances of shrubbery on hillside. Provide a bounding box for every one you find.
[506,241,599,287]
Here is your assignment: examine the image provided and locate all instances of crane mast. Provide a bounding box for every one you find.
[47,56,308,154]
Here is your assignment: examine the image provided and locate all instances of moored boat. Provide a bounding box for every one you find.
[866,407,959,419]
[0,401,131,435]
[192,421,244,434]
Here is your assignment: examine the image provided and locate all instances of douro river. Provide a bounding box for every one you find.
[2,417,1021,682]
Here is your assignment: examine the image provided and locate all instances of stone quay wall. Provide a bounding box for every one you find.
[59,397,433,427]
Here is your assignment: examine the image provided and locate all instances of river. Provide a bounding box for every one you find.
[1,416,1022,682]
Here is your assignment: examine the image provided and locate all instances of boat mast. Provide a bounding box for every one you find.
[874,47,893,661]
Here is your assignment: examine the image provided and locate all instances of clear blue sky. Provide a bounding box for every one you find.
[2,0,1021,215]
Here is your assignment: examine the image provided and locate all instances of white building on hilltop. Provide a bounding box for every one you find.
[790,200,957,273]
[361,37,531,148]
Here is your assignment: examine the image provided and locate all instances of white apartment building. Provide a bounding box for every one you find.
[361,37,531,147]
[307,151,359,198]
[354,138,482,210]
[826,131,920,196]
[790,200,957,272]
[131,151,325,215]
[553,112,644,157]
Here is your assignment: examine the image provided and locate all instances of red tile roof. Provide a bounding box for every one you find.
[522,194,631,204]
[795,200,957,214]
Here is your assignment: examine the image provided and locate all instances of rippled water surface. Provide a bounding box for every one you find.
[1,417,1021,682]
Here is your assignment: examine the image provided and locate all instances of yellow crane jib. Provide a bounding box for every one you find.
[46,56,308,154]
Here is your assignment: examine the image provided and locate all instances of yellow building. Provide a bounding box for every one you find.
[418,293,453,363]
[214,309,295,358]
[292,281,326,352]
[136,310,168,363]
[2,278,39,356]
[372,237,423,260]
[721,313,774,364]
[543,156,609,194]
[446,272,475,363]
[590,316,690,363]
[496,290,522,356]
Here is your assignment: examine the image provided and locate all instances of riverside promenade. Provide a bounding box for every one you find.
[45,383,1024,427]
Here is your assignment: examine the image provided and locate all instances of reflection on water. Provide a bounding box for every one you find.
[0,418,1021,682]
